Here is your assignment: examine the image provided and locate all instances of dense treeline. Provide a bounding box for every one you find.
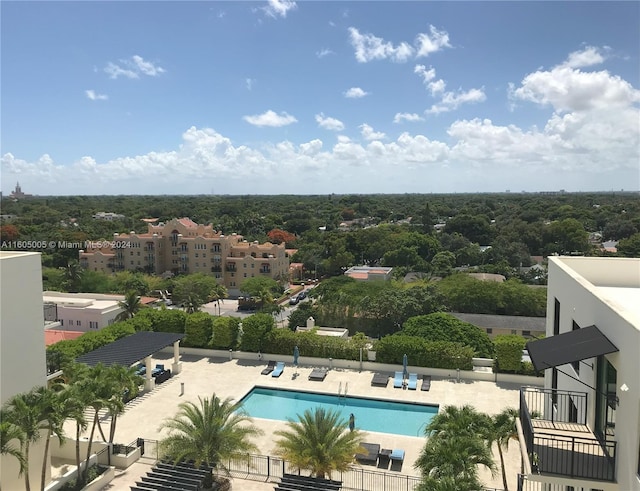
[2,192,639,274]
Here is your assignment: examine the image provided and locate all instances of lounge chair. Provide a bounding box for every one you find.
[421,375,432,391]
[393,371,404,389]
[355,442,380,464]
[308,368,328,381]
[271,361,285,378]
[407,373,418,390]
[390,449,405,471]
[261,360,276,375]
[371,373,389,387]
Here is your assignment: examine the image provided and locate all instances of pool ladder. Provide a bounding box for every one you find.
[337,382,348,399]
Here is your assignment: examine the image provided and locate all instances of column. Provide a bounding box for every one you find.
[172,340,182,374]
[144,356,155,392]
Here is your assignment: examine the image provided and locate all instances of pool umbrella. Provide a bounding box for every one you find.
[403,353,408,379]
[293,346,299,373]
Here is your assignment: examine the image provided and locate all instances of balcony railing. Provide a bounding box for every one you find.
[520,387,616,482]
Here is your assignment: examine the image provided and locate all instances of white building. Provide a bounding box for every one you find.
[344,265,393,281]
[43,291,125,331]
[520,256,640,491]
[92,211,125,220]
[0,252,49,490]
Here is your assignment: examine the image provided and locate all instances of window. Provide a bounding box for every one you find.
[511,329,517,335]
[486,328,492,334]
[523,330,531,337]
[89,321,98,330]
[244,273,247,277]
[572,321,581,374]
[60,319,64,326]
[553,298,560,336]
[552,368,559,404]
[76,320,81,326]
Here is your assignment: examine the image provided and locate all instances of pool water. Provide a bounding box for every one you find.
[238,387,438,437]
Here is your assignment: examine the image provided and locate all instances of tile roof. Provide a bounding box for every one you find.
[45,330,84,346]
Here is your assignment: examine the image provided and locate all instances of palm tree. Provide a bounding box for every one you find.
[60,364,89,479]
[159,394,262,486]
[105,365,144,444]
[63,260,83,292]
[36,387,68,491]
[491,407,521,491]
[0,417,26,489]
[183,293,204,314]
[2,387,59,491]
[115,290,142,321]
[415,434,495,488]
[415,405,496,491]
[209,284,228,315]
[273,407,364,479]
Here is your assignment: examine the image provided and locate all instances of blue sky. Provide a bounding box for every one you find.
[2,1,639,195]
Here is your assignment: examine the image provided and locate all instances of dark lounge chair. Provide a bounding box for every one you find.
[308,368,328,381]
[355,442,380,464]
[371,373,389,387]
[261,360,276,375]
[421,375,432,391]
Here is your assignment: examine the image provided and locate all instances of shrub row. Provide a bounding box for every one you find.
[374,335,474,370]
[261,329,369,360]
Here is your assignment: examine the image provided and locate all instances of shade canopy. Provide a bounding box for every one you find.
[76,331,185,367]
[526,325,618,372]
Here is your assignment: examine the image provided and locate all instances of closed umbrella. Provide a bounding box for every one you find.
[293,345,299,369]
[402,353,408,379]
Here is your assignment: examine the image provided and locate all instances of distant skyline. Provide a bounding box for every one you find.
[1,1,639,195]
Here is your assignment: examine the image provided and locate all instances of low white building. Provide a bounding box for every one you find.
[0,252,49,490]
[43,291,124,331]
[521,256,640,491]
[92,211,125,220]
[344,265,393,282]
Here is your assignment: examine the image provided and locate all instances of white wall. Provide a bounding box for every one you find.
[546,257,640,491]
[0,252,48,490]
[56,304,121,331]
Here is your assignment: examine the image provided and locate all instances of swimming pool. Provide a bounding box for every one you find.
[238,387,438,437]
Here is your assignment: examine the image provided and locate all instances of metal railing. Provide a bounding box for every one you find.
[519,388,617,482]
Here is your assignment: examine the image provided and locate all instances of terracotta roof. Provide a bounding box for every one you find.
[45,330,84,346]
[178,217,198,228]
[140,296,161,305]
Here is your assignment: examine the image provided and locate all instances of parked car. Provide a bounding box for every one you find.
[298,290,308,300]
[289,295,300,305]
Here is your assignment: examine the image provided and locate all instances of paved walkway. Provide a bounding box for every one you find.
[68,353,523,490]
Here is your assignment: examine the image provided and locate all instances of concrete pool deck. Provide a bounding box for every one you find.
[83,352,525,490]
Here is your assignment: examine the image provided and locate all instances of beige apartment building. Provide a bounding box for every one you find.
[79,218,289,296]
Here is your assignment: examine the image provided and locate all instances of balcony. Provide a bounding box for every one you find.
[211,265,222,272]
[519,387,616,483]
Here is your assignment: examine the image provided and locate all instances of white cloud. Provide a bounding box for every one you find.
[414,65,485,113]
[561,46,607,69]
[427,88,487,114]
[316,48,333,58]
[348,25,451,63]
[104,55,165,79]
[85,90,108,101]
[344,87,370,98]
[245,78,255,90]
[263,0,297,18]
[393,112,424,123]
[415,25,451,57]
[315,113,345,131]
[348,27,414,63]
[360,123,386,140]
[512,64,640,113]
[243,110,298,127]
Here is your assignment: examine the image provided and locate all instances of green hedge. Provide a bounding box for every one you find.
[494,334,526,372]
[262,329,367,360]
[374,335,474,370]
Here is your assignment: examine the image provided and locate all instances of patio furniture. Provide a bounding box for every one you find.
[355,442,380,464]
[378,448,392,469]
[407,373,418,390]
[421,375,432,391]
[308,367,328,381]
[390,448,405,471]
[272,361,285,378]
[393,371,404,388]
[371,372,389,387]
[261,360,276,375]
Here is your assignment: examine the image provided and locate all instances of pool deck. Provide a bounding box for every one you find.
[79,352,524,490]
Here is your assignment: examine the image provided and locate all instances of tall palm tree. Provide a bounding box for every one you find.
[105,365,144,444]
[159,394,262,485]
[0,417,26,490]
[183,293,203,314]
[36,387,68,491]
[3,387,58,491]
[273,407,364,479]
[63,260,83,292]
[115,290,142,321]
[209,284,228,316]
[60,363,89,479]
[491,407,520,491]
